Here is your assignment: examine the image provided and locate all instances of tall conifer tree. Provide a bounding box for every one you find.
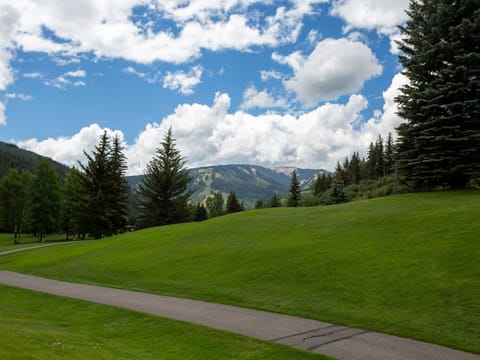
[396,0,480,188]
[138,128,192,227]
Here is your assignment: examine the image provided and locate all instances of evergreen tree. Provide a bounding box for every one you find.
[287,170,301,207]
[108,135,129,233]
[205,192,224,217]
[139,128,192,227]
[384,133,395,175]
[0,168,31,243]
[254,200,264,209]
[396,0,480,188]
[194,203,208,221]
[313,173,332,196]
[61,168,87,240]
[226,191,243,213]
[29,160,61,242]
[266,193,281,208]
[78,131,112,238]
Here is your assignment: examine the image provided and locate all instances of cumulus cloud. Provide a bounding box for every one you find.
[123,66,162,84]
[0,101,6,125]
[0,4,19,91]
[260,70,283,82]
[163,65,203,95]
[5,93,33,101]
[17,123,125,168]
[330,0,409,53]
[277,38,382,105]
[240,85,287,110]
[16,72,407,175]
[23,72,43,79]
[362,72,408,140]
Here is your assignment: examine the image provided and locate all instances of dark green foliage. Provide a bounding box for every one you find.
[109,136,130,231]
[138,128,192,227]
[77,132,130,238]
[312,173,333,195]
[61,168,88,240]
[287,171,301,207]
[225,191,244,213]
[194,203,208,221]
[0,168,31,242]
[29,160,61,241]
[0,141,68,180]
[395,0,480,189]
[205,192,224,217]
[320,179,348,205]
[254,199,264,209]
[266,193,282,208]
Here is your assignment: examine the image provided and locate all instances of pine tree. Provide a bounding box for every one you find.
[205,192,224,217]
[396,0,480,188]
[384,133,395,175]
[226,191,243,213]
[287,170,301,207]
[266,193,282,208]
[0,168,31,243]
[108,135,129,233]
[194,203,208,221]
[29,160,61,242]
[139,128,192,227]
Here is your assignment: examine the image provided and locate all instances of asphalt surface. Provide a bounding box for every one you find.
[0,246,479,360]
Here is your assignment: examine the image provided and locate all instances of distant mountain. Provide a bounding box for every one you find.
[127,164,329,208]
[0,141,70,179]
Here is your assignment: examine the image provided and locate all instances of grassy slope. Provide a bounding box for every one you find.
[0,191,479,353]
[0,285,328,360]
[0,234,68,252]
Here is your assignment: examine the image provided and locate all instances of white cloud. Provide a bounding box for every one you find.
[16,123,125,168]
[6,93,33,101]
[0,101,6,126]
[0,4,19,91]
[15,73,406,175]
[240,85,287,110]
[23,72,42,79]
[44,69,87,90]
[64,69,86,78]
[122,66,162,84]
[361,72,408,140]
[330,0,409,53]
[163,65,203,95]
[277,38,382,105]
[260,70,283,82]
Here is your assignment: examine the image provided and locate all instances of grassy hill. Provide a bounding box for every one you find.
[0,190,479,353]
[0,141,69,179]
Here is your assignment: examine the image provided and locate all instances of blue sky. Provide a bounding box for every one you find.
[0,0,409,174]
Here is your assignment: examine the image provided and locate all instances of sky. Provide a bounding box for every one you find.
[0,0,410,175]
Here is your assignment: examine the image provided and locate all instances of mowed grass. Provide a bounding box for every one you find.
[0,233,67,252]
[0,285,328,360]
[1,190,479,353]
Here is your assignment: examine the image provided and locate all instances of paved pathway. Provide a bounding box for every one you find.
[0,270,478,360]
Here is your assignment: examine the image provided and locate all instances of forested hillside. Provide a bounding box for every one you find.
[0,142,69,179]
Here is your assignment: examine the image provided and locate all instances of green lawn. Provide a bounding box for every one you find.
[0,233,67,252]
[0,285,328,360]
[1,191,479,353]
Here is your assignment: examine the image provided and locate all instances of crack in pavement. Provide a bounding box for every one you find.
[306,330,371,351]
[269,324,338,342]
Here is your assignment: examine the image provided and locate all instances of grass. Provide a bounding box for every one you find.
[0,233,68,252]
[0,190,479,353]
[0,285,329,360]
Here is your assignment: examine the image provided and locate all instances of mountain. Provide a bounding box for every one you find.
[127,164,329,208]
[0,141,70,179]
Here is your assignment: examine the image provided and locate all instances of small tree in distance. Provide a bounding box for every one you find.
[226,191,243,214]
[287,170,301,207]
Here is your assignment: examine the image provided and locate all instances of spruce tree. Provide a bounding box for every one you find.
[108,135,129,232]
[0,168,31,243]
[287,170,301,207]
[139,128,192,227]
[29,160,61,242]
[396,0,480,188]
[205,192,224,217]
[226,191,243,213]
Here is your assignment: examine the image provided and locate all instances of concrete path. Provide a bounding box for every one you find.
[0,270,478,360]
[0,240,84,256]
